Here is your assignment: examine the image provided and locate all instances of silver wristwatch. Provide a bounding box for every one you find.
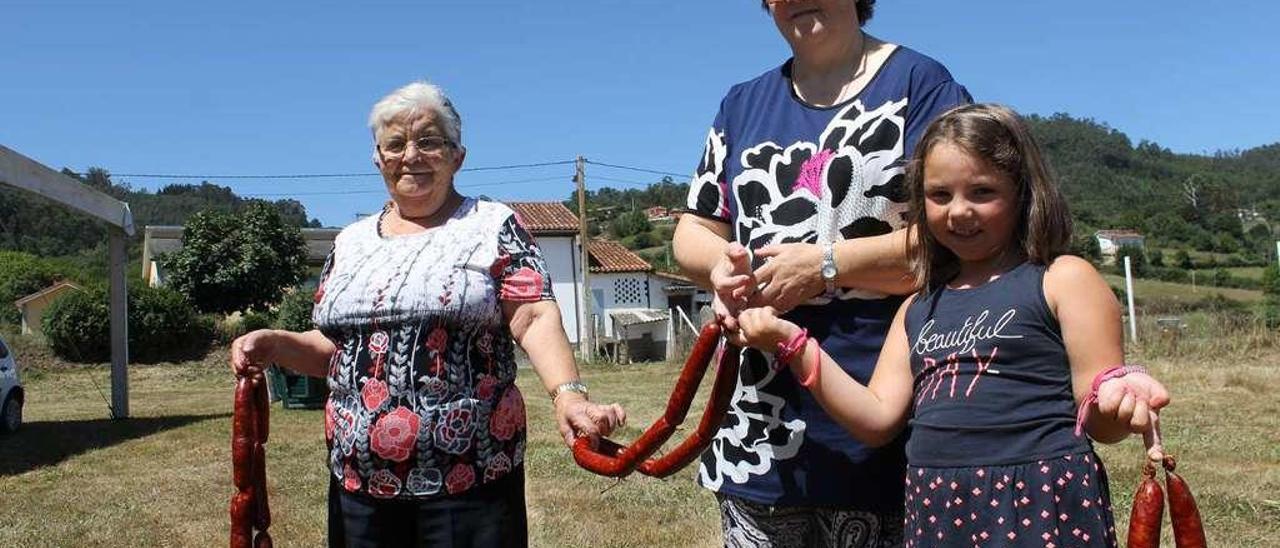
[549,380,589,402]
[821,243,838,297]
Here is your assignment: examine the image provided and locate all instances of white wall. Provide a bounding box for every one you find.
[536,235,580,344]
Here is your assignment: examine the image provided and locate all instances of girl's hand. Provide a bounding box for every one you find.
[736,306,803,354]
[1094,372,1171,437]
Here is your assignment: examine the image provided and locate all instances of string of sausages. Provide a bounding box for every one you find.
[1126,415,1206,547]
[230,372,273,548]
[571,323,740,478]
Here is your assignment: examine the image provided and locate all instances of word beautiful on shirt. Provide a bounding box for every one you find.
[912,309,1023,401]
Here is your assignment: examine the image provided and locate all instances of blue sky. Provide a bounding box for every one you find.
[2,1,1276,227]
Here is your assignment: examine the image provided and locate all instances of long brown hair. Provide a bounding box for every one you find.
[905,103,1072,290]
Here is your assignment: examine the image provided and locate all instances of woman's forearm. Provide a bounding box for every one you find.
[507,300,580,396]
[832,227,917,295]
[673,215,733,288]
[269,329,337,378]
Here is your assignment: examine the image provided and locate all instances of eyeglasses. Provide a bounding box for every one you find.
[377,135,456,159]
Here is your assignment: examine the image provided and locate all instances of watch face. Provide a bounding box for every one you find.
[822,264,837,278]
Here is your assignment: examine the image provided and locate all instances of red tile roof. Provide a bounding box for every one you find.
[506,202,579,235]
[587,239,653,273]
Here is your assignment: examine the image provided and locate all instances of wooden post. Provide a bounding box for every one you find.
[576,156,593,362]
[1124,256,1138,342]
[109,229,130,419]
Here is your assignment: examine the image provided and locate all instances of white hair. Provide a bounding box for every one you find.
[367,81,462,145]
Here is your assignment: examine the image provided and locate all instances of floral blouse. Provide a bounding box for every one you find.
[312,197,555,500]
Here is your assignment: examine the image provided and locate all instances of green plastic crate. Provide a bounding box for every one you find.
[265,365,329,410]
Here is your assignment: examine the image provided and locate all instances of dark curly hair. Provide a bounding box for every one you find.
[760,0,876,25]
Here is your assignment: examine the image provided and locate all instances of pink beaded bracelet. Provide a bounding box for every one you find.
[1074,364,1148,436]
[774,328,809,370]
[798,339,821,388]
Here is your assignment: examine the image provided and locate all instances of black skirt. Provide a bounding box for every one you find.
[903,452,1116,547]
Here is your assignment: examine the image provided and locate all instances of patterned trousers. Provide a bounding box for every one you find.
[717,493,904,548]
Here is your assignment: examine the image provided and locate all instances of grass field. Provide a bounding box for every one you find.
[2,332,1278,546]
[1102,274,1265,303]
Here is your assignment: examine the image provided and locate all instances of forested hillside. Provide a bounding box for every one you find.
[0,167,319,258]
[567,114,1280,266]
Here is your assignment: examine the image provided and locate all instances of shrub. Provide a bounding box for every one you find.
[240,311,276,333]
[42,286,110,362]
[1261,297,1280,330]
[0,251,60,325]
[274,287,317,332]
[43,284,213,363]
[1263,264,1280,297]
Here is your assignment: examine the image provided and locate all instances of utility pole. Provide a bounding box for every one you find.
[576,156,593,362]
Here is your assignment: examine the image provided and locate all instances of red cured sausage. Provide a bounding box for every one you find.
[637,345,740,478]
[253,444,271,531]
[231,371,272,546]
[253,531,273,548]
[1127,460,1165,548]
[229,490,255,548]
[572,324,724,477]
[1162,456,1206,548]
[254,377,270,444]
[232,378,256,490]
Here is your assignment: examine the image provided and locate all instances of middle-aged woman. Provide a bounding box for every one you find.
[231,81,626,547]
[672,1,972,546]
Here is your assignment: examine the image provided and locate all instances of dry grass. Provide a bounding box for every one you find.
[1,328,1277,547]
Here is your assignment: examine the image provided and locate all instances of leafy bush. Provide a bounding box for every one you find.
[0,251,61,325]
[1261,297,1280,330]
[1112,244,1147,277]
[274,287,316,332]
[42,286,110,361]
[43,284,213,363]
[1263,264,1280,297]
[159,203,307,314]
[240,311,276,333]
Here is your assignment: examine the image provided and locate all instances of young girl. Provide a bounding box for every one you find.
[734,104,1170,547]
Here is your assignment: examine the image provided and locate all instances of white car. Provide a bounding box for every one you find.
[0,335,22,434]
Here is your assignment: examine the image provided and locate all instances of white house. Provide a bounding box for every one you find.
[142,202,705,362]
[141,225,339,287]
[1095,229,1145,257]
[510,203,710,361]
[13,282,82,336]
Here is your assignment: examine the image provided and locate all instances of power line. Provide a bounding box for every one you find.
[242,175,572,197]
[97,160,577,181]
[583,160,688,179]
[591,175,658,188]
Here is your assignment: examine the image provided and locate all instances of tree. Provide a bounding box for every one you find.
[1113,244,1147,277]
[610,210,652,239]
[160,203,307,314]
[1175,249,1193,270]
[1148,248,1164,267]
[1262,264,1280,297]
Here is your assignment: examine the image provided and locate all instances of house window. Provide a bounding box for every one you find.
[613,277,646,305]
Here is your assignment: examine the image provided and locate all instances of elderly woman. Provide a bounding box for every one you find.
[672,1,971,546]
[231,81,625,547]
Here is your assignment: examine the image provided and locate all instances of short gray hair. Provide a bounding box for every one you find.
[368,81,462,145]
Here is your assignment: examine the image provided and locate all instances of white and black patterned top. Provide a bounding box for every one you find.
[312,197,555,500]
[685,47,971,508]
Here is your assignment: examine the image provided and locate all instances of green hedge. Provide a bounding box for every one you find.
[43,284,214,363]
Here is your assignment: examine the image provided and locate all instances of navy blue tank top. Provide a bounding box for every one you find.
[902,262,1091,467]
